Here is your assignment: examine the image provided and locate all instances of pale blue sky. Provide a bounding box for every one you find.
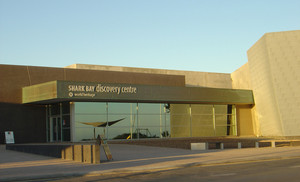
[0,0,299,73]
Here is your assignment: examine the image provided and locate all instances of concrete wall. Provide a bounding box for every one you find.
[236,105,255,136]
[7,144,100,164]
[231,63,251,90]
[247,33,284,136]
[261,30,300,136]
[231,63,257,136]
[0,103,46,144]
[66,64,232,88]
[233,30,300,137]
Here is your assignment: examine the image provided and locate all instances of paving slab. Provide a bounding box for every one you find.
[1,144,300,181]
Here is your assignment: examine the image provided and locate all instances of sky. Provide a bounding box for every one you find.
[0,0,299,73]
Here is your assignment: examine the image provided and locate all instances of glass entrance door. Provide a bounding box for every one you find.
[50,116,61,142]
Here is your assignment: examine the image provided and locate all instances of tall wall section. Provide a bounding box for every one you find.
[233,30,300,137]
[231,63,257,136]
[255,30,300,136]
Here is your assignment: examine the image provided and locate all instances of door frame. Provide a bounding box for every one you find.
[50,116,62,142]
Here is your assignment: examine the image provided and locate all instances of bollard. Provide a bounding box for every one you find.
[220,143,224,150]
[271,141,276,147]
[216,142,224,149]
[238,142,242,149]
[191,143,207,150]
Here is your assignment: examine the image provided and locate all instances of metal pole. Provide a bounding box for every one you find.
[46,105,49,142]
[164,107,168,137]
[190,104,192,137]
[49,105,52,142]
[106,102,109,140]
[60,103,63,142]
[233,105,237,136]
[137,103,139,140]
[213,105,216,136]
[160,104,162,138]
[130,103,133,140]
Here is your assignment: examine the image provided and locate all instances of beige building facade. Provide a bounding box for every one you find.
[64,65,243,139]
[68,30,300,138]
[232,30,300,137]
[1,30,298,144]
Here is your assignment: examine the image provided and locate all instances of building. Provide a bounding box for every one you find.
[0,30,299,144]
[232,30,300,137]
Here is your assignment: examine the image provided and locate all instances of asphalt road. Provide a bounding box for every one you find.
[50,156,300,182]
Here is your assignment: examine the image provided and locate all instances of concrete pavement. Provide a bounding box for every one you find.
[1,144,300,181]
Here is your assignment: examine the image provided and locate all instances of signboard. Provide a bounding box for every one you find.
[96,135,113,160]
[5,131,15,144]
[102,144,113,160]
[23,80,254,105]
[65,82,138,99]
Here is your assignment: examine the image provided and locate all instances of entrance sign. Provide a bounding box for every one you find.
[67,83,137,98]
[5,131,15,144]
[22,80,254,105]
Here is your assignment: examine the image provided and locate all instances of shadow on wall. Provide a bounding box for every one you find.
[0,102,46,144]
[6,143,100,164]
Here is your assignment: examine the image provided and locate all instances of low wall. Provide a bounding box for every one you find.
[6,144,100,164]
[108,137,300,149]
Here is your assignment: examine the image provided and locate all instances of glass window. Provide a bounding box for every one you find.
[71,102,236,142]
[73,102,170,141]
[214,105,236,136]
[214,105,227,136]
[138,103,163,138]
[47,103,71,142]
[108,103,133,140]
[75,102,106,115]
[62,115,70,141]
[74,102,107,141]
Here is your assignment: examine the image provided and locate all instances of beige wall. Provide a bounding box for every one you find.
[170,104,234,138]
[236,105,255,136]
[170,104,191,137]
[260,30,300,136]
[231,63,251,90]
[66,64,232,89]
[232,30,300,137]
[231,63,258,136]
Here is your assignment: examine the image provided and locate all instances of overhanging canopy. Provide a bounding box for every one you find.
[22,80,254,105]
